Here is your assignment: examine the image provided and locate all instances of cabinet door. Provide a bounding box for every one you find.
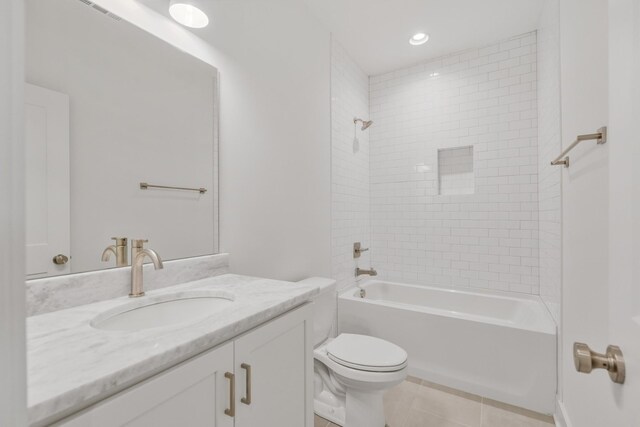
[234,304,314,427]
[56,342,234,427]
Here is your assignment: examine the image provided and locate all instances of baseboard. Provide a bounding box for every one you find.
[554,398,572,427]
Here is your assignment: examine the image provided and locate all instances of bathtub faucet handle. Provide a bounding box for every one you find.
[353,242,369,258]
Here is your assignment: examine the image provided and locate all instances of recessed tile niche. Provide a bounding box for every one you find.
[438,146,474,195]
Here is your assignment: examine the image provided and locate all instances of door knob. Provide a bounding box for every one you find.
[52,254,69,265]
[573,342,625,384]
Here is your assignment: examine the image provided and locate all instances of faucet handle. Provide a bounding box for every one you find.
[131,239,149,249]
[111,237,128,246]
[354,242,370,258]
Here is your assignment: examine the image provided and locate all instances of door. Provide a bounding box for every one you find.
[55,342,235,427]
[606,0,640,425]
[25,83,71,277]
[559,0,640,425]
[234,304,314,427]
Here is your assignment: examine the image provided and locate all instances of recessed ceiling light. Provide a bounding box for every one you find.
[169,0,209,29]
[409,32,429,46]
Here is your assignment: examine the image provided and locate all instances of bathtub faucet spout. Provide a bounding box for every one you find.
[355,267,377,277]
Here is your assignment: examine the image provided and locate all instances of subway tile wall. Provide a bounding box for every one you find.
[369,32,540,294]
[331,39,371,291]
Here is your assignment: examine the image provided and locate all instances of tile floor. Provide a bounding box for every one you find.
[314,377,555,427]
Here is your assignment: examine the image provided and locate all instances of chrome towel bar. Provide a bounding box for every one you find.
[139,182,207,194]
[551,126,607,168]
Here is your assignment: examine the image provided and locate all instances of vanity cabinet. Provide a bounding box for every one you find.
[234,304,312,427]
[56,343,235,427]
[55,304,313,427]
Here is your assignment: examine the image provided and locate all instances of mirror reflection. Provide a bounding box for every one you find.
[25,0,219,278]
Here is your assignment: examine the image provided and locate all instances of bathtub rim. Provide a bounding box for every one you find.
[339,279,557,335]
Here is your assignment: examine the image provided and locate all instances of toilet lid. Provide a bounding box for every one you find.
[326,334,408,372]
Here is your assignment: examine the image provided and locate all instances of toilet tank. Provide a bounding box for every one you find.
[297,277,337,347]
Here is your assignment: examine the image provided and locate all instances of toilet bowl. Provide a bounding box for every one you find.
[298,277,408,427]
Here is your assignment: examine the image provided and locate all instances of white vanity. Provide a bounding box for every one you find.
[27,273,318,427]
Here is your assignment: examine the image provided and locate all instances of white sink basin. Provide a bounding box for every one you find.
[91,290,235,332]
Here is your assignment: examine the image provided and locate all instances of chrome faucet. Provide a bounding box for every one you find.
[355,267,377,277]
[101,237,129,267]
[130,239,163,297]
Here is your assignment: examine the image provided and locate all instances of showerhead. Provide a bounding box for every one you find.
[354,118,374,131]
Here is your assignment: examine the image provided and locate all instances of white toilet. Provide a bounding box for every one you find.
[298,277,408,427]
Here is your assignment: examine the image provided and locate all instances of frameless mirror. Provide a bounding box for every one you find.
[25,0,219,278]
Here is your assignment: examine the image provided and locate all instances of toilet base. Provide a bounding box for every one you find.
[313,337,406,427]
[314,397,346,426]
[313,366,395,427]
[314,396,389,427]
[345,389,386,427]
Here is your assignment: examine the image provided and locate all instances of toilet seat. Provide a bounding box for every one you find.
[326,333,408,372]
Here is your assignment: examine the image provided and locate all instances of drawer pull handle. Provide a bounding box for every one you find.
[224,372,235,417]
[241,363,252,405]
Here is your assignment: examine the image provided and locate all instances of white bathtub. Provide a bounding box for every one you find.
[338,280,557,414]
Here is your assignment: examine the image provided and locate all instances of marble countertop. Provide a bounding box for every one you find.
[27,274,318,426]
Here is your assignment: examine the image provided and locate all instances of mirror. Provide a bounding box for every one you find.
[25,0,219,278]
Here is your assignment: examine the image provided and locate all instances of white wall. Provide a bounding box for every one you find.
[211,0,332,280]
[91,0,333,281]
[331,39,371,291]
[558,0,610,425]
[369,33,540,294]
[537,0,562,328]
[26,0,217,273]
[0,0,27,424]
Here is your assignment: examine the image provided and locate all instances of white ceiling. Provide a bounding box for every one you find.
[140,0,544,76]
[304,0,544,75]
